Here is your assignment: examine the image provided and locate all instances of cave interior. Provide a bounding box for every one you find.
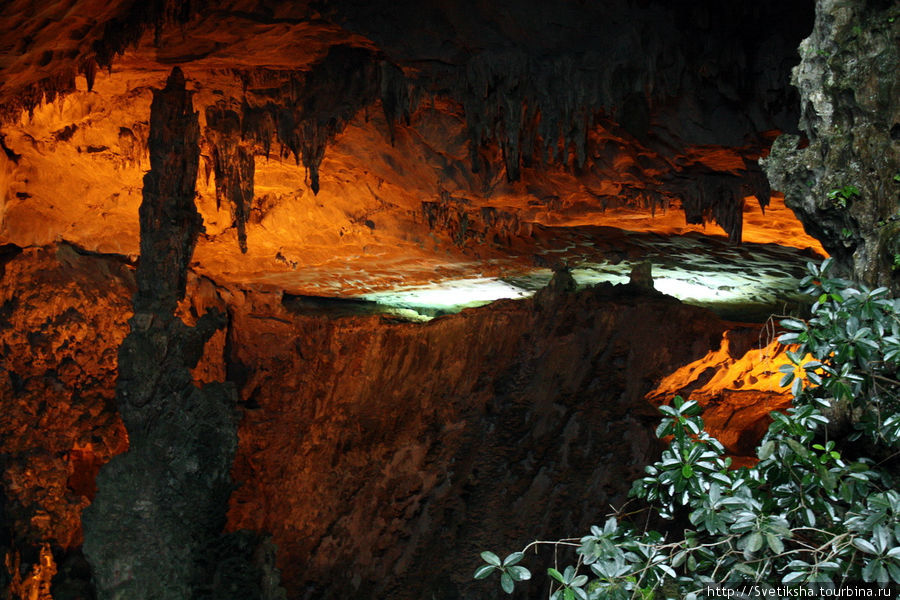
[3,0,890,597]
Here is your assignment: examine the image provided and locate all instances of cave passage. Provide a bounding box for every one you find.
[9,0,892,598]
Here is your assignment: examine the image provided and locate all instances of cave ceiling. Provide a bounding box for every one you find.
[0,0,825,319]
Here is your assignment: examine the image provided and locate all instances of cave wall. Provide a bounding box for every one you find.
[0,1,839,598]
[0,0,818,280]
[0,244,747,598]
[763,0,900,289]
[0,245,130,553]
[222,275,733,598]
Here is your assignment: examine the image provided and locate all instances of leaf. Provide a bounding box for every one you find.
[603,517,617,535]
[782,571,805,584]
[862,559,877,582]
[563,588,575,600]
[503,552,524,567]
[746,532,764,553]
[766,532,785,554]
[474,565,496,579]
[781,318,807,331]
[500,571,515,594]
[571,575,588,587]
[785,438,809,459]
[481,551,502,566]
[758,440,776,460]
[779,371,795,388]
[507,566,531,581]
[682,464,694,478]
[548,568,565,583]
[659,563,677,578]
[852,538,878,555]
[887,562,900,584]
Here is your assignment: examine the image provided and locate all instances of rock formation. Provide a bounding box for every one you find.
[80,68,249,600]
[763,0,900,289]
[1,0,882,598]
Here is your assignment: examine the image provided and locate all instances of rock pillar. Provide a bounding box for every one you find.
[81,68,239,600]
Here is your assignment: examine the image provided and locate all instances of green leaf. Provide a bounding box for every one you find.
[783,571,805,584]
[682,464,694,478]
[507,566,531,582]
[548,568,565,583]
[500,571,515,594]
[766,532,785,554]
[474,565,496,579]
[481,551,502,566]
[852,538,878,555]
[781,318,807,331]
[503,552,524,567]
[746,532,764,553]
[571,575,588,587]
[659,563,677,578]
[758,440,775,460]
[887,561,900,584]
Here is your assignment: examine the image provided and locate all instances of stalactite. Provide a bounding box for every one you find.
[677,172,747,242]
[205,46,403,251]
[206,101,254,253]
[379,61,411,145]
[0,0,202,123]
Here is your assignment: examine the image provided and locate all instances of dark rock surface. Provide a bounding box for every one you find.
[79,69,252,600]
[224,279,731,598]
[1,240,742,599]
[763,0,900,289]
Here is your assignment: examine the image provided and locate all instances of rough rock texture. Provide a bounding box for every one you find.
[224,274,733,599]
[647,330,794,463]
[0,0,820,297]
[80,69,250,600]
[1,242,801,599]
[0,244,130,560]
[763,0,900,288]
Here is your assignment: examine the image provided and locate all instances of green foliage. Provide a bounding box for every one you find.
[827,184,860,209]
[779,258,900,446]
[474,260,900,598]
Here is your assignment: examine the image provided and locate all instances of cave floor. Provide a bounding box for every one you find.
[351,225,824,322]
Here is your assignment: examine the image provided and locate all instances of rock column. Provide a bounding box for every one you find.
[81,68,239,600]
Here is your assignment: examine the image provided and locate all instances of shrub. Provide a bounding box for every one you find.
[474,259,900,599]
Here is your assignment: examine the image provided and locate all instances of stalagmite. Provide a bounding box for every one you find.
[81,67,240,600]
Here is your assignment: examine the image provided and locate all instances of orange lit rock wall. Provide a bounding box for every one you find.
[646,330,796,461]
[0,64,825,299]
[0,245,129,550]
[221,277,734,597]
[1,246,754,598]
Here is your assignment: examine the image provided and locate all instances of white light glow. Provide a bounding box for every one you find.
[362,278,530,313]
[358,260,804,321]
[653,277,735,302]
